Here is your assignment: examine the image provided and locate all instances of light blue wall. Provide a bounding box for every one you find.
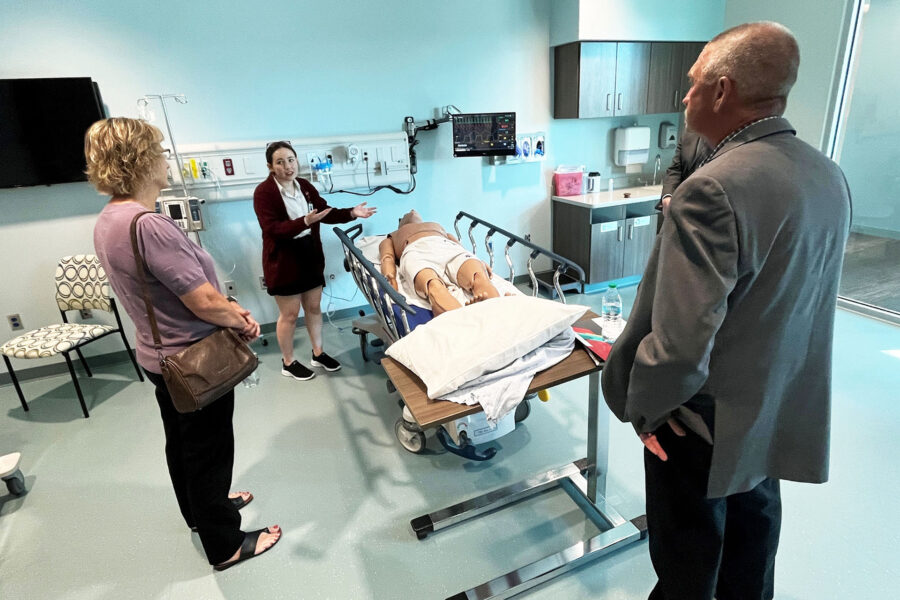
[0,0,557,357]
[724,0,853,148]
[834,0,900,235]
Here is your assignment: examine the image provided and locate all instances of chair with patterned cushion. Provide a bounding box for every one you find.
[1,255,144,418]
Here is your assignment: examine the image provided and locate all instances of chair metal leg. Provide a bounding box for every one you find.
[74,347,93,377]
[118,330,144,382]
[63,352,90,418]
[2,355,29,412]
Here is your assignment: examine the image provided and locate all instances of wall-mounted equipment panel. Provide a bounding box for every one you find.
[166,131,411,201]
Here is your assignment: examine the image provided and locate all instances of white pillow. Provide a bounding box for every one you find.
[385,295,589,398]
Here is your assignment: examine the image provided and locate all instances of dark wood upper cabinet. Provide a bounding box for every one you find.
[555,40,706,119]
[647,42,685,114]
[680,42,707,100]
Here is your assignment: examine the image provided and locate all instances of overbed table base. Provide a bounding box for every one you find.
[410,370,647,599]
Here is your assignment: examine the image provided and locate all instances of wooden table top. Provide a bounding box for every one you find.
[381,318,602,429]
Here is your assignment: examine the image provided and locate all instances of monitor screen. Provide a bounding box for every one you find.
[0,77,106,188]
[452,112,516,157]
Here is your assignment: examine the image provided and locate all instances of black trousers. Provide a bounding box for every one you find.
[145,370,243,565]
[645,423,782,600]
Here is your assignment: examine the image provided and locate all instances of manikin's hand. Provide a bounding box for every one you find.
[638,418,686,461]
[351,202,377,219]
[304,207,333,225]
[385,274,399,291]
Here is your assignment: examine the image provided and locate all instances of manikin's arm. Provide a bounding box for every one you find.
[378,237,399,290]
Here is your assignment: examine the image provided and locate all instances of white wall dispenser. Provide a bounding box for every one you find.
[613,126,651,167]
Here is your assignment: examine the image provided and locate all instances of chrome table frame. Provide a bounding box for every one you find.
[410,370,647,600]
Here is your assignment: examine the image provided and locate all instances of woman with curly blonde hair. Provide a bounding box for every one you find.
[87,117,281,570]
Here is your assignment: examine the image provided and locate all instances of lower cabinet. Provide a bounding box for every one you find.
[553,199,658,284]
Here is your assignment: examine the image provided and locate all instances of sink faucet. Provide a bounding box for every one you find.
[653,154,662,186]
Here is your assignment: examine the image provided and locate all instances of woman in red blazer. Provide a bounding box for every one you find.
[253,141,376,381]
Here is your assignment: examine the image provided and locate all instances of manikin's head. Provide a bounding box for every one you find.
[398,209,423,227]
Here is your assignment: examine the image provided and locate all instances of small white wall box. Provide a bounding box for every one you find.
[614,126,651,166]
[659,122,678,149]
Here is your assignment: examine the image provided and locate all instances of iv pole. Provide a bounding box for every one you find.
[137,93,207,247]
[137,93,189,197]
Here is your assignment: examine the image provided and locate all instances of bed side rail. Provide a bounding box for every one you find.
[333,224,417,341]
[453,211,586,302]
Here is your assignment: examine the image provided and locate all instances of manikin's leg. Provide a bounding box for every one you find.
[299,286,325,355]
[414,268,463,316]
[455,259,501,304]
[274,294,302,364]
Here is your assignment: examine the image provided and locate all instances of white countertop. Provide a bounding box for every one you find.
[552,184,663,208]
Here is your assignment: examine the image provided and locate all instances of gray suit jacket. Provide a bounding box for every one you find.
[601,118,851,497]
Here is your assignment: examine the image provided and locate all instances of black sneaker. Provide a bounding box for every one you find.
[282,360,315,381]
[310,350,341,372]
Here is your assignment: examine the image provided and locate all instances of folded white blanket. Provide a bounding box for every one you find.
[440,329,575,423]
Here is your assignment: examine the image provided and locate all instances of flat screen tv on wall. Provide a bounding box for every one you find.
[0,77,106,188]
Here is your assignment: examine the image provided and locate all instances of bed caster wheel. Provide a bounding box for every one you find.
[3,470,26,497]
[515,398,531,423]
[386,379,396,394]
[395,419,426,454]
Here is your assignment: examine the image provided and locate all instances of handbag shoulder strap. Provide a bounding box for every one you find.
[129,211,165,364]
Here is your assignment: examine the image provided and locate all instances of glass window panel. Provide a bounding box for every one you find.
[834,0,900,316]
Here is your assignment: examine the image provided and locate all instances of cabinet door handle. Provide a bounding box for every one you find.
[617,93,623,110]
[606,93,611,111]
[617,225,624,242]
[627,224,634,240]
[674,89,680,109]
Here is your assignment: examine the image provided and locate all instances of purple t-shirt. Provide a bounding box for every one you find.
[93,201,221,373]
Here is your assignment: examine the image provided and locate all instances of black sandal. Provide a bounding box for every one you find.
[190,493,254,532]
[229,492,253,510]
[213,527,281,571]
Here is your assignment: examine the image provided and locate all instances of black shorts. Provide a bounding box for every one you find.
[266,235,326,297]
[266,275,325,297]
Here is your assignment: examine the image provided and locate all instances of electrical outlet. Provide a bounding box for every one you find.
[224,280,237,295]
[79,309,93,319]
[524,233,532,242]
[7,314,23,331]
[259,276,267,290]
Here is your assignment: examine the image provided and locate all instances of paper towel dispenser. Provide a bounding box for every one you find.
[614,126,650,166]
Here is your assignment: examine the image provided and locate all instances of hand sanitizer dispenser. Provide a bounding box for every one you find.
[659,122,678,149]
[614,126,651,166]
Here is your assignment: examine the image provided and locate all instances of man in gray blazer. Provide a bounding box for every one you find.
[656,127,711,216]
[601,22,851,600]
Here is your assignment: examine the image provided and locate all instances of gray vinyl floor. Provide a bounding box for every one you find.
[840,232,900,313]
[1,289,899,600]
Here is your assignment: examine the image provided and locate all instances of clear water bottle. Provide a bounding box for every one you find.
[601,283,623,341]
[242,352,260,388]
[242,369,260,388]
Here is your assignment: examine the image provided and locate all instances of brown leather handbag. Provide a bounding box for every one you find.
[130,212,258,413]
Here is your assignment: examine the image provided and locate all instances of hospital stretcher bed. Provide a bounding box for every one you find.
[334,213,647,598]
[334,211,587,460]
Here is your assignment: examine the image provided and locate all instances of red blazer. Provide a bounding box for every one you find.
[253,174,354,290]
